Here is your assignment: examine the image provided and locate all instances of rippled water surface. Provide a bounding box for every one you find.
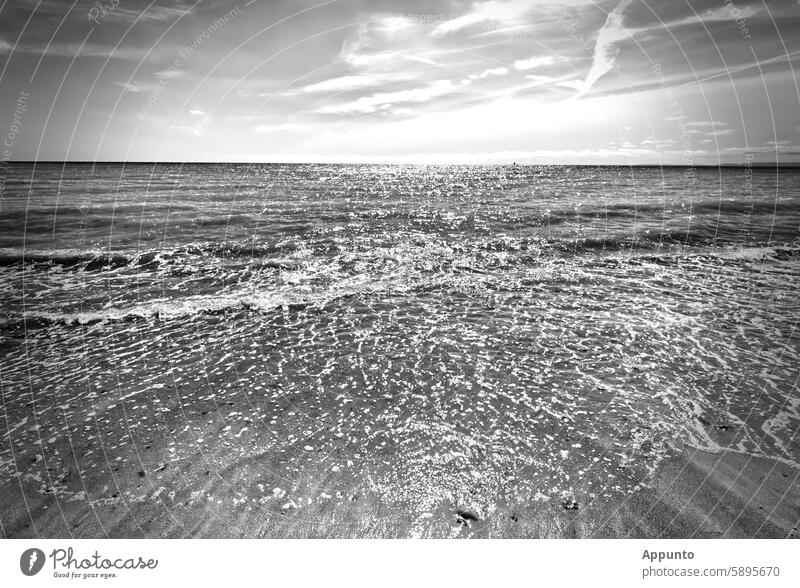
[1,163,798,537]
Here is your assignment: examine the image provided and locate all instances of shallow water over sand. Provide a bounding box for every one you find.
[1,164,798,537]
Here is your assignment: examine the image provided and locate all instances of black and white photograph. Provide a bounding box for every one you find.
[0,0,799,570]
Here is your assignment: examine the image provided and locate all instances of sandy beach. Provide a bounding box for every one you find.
[2,443,797,539]
[577,448,800,539]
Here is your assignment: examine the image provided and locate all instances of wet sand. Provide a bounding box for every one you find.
[2,444,797,538]
[621,448,800,539]
[442,447,800,538]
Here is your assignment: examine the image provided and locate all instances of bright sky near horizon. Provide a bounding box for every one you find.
[0,0,798,164]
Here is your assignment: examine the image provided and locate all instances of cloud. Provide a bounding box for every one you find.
[720,143,800,156]
[679,49,800,88]
[432,0,596,36]
[670,3,761,27]
[189,109,205,116]
[576,0,633,97]
[472,66,510,79]
[433,0,531,36]
[377,16,412,33]
[403,54,437,66]
[255,146,719,165]
[316,80,458,114]
[156,69,183,80]
[459,66,510,86]
[555,79,585,90]
[113,81,143,93]
[679,120,728,129]
[579,2,772,97]
[525,74,557,84]
[301,75,379,93]
[339,23,399,68]
[513,55,555,71]
[517,74,588,93]
[10,42,148,60]
[673,121,734,136]
[103,4,194,23]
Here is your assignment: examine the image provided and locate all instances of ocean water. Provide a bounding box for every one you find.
[1,163,798,536]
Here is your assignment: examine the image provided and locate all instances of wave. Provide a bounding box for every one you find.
[10,292,311,328]
[0,245,302,272]
[560,230,720,251]
[0,248,129,269]
[2,229,797,285]
[7,241,798,330]
[4,266,402,328]
[599,199,800,215]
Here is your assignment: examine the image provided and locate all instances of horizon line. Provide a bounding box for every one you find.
[2,161,798,168]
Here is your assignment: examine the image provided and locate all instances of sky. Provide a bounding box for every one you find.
[0,0,798,164]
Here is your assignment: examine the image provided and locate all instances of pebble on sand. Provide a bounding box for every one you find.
[455,509,480,527]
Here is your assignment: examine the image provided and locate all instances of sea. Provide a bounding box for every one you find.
[1,163,798,536]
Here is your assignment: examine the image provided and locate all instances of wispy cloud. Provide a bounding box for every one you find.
[403,54,437,66]
[555,79,585,90]
[467,66,510,81]
[300,75,379,93]
[679,120,728,129]
[433,0,530,36]
[432,0,595,36]
[377,16,412,33]
[513,55,555,71]
[103,4,194,24]
[670,3,762,27]
[524,74,558,85]
[156,69,183,80]
[576,0,633,97]
[113,81,145,93]
[317,80,458,114]
[8,42,148,60]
